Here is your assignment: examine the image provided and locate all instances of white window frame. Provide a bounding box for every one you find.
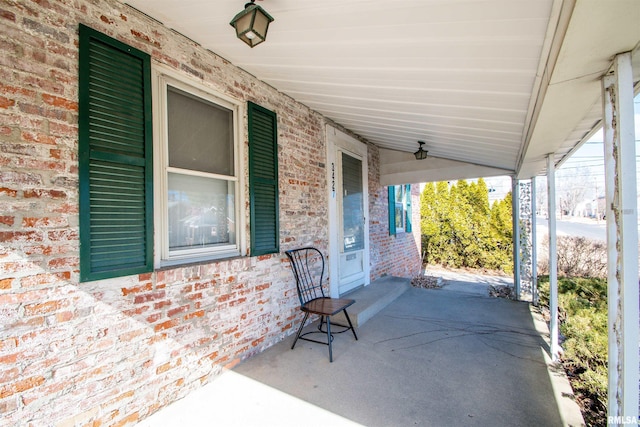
[151,65,246,267]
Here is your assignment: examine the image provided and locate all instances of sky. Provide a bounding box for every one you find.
[550,94,640,206]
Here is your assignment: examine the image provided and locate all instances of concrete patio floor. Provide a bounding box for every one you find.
[137,276,584,427]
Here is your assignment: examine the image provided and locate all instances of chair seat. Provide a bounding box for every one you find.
[302,297,355,316]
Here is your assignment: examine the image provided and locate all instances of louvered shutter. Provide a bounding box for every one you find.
[405,184,412,233]
[78,25,153,282]
[388,186,396,236]
[248,102,279,256]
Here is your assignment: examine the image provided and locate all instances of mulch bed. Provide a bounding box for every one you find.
[410,275,442,289]
[488,284,513,299]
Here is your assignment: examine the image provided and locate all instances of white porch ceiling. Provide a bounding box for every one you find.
[124,0,640,182]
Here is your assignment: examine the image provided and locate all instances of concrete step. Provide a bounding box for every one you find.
[331,276,411,328]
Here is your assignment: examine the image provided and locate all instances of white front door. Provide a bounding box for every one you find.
[327,126,369,297]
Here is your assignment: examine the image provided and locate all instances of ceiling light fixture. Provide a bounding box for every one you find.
[414,141,428,160]
[230,0,274,48]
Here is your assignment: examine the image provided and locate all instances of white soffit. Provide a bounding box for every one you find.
[379,148,512,187]
[124,0,554,176]
[123,0,640,181]
[517,0,640,179]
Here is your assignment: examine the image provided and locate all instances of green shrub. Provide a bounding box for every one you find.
[420,179,512,273]
[538,276,607,425]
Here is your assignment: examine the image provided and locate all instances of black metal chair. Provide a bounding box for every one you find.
[285,247,358,362]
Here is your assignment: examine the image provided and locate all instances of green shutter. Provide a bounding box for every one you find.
[405,184,412,233]
[248,102,279,256]
[388,186,396,236]
[79,24,153,282]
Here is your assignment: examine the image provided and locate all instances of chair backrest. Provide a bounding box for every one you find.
[285,247,327,305]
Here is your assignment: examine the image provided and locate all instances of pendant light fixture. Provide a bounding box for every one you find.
[230,0,274,48]
[414,141,428,160]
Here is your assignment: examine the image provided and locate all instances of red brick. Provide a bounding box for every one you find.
[22,217,67,228]
[229,297,247,307]
[0,353,18,364]
[217,293,234,303]
[0,10,16,22]
[23,188,66,199]
[184,310,204,320]
[47,257,77,269]
[112,411,139,427]
[20,131,57,145]
[134,291,165,304]
[23,300,62,316]
[0,230,43,243]
[154,319,179,332]
[0,278,12,289]
[0,216,14,226]
[138,272,152,281]
[185,292,202,301]
[21,245,53,256]
[41,94,77,111]
[154,300,171,310]
[121,282,153,296]
[0,375,45,398]
[0,96,15,109]
[251,337,265,347]
[255,283,271,291]
[145,313,161,323]
[47,229,78,241]
[167,305,189,318]
[130,29,160,48]
[0,187,17,197]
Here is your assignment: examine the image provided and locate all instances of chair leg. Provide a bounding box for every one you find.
[291,312,309,350]
[326,315,333,362]
[343,309,358,340]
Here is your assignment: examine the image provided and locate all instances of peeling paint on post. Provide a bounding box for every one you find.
[601,51,639,421]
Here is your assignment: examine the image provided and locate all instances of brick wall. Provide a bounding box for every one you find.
[0,1,421,426]
[368,145,422,280]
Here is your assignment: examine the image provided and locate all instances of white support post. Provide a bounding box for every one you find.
[511,176,521,300]
[546,154,559,361]
[602,52,639,421]
[530,177,538,306]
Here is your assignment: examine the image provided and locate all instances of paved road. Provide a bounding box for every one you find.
[536,216,606,241]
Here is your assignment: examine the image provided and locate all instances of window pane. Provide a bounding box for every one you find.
[342,153,364,252]
[395,204,404,229]
[167,86,234,176]
[395,185,403,203]
[168,173,235,251]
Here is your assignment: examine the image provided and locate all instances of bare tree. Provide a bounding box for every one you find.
[556,167,591,216]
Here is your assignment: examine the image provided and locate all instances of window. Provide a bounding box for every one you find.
[388,184,412,235]
[153,70,242,264]
[80,27,279,278]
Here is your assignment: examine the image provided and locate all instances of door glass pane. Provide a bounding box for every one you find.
[342,153,364,252]
[168,173,235,251]
[167,86,234,176]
